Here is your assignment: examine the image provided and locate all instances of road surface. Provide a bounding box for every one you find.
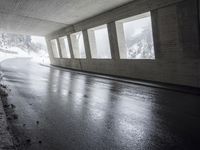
[0,58,200,150]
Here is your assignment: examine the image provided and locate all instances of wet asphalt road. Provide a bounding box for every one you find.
[0,58,200,150]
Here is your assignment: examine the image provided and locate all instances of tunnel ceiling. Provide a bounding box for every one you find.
[0,0,132,36]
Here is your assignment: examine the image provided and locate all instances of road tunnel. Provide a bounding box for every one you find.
[0,0,200,150]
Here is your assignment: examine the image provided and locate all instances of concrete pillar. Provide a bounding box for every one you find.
[82,30,92,59]
[199,0,200,23]
[67,35,75,59]
[151,10,161,59]
[115,22,126,59]
[45,38,54,63]
[70,34,80,58]
[56,37,62,58]
[107,22,120,60]
[176,0,200,58]
[87,29,97,58]
[199,0,200,46]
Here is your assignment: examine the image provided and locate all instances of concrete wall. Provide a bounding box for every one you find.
[46,0,200,88]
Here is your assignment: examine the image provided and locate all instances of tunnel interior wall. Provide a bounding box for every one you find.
[46,0,200,88]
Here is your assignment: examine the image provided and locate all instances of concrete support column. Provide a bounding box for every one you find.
[177,0,200,58]
[199,0,200,46]
[45,38,54,63]
[151,10,161,59]
[67,35,75,59]
[115,22,126,59]
[107,22,120,60]
[87,29,97,58]
[82,30,92,59]
[56,37,62,58]
[70,35,80,58]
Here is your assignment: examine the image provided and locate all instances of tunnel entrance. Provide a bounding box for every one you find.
[0,33,49,64]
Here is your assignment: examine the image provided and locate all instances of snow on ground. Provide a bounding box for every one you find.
[0,47,50,64]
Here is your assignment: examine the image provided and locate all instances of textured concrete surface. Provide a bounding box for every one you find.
[46,0,200,88]
[0,0,133,35]
[1,58,200,150]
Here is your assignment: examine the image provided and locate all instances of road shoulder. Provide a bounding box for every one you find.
[0,83,15,150]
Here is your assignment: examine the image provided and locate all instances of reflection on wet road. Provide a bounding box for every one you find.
[1,58,200,150]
